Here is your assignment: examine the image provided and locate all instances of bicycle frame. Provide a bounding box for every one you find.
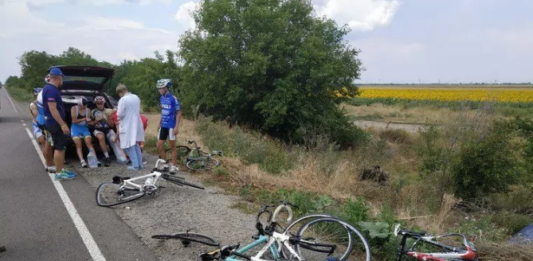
[118,159,167,194]
[394,224,477,261]
[226,203,303,261]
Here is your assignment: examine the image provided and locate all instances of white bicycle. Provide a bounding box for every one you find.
[96,159,205,207]
[184,201,372,261]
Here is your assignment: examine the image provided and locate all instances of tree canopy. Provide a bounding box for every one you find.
[179,0,364,147]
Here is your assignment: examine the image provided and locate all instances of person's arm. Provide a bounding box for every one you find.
[173,97,181,135]
[117,99,126,121]
[29,102,38,121]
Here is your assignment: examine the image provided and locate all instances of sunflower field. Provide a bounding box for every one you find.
[357,88,533,103]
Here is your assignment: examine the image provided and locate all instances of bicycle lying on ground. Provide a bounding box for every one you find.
[394,224,478,261]
[166,140,222,171]
[152,201,372,261]
[95,159,205,207]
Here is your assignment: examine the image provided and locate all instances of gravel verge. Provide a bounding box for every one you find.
[76,153,258,261]
[14,98,259,260]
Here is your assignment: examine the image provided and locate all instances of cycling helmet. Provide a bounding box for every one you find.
[33,88,43,96]
[156,79,172,89]
[78,97,88,106]
[94,96,105,104]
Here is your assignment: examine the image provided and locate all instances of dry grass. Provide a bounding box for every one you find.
[143,113,206,148]
[342,102,496,125]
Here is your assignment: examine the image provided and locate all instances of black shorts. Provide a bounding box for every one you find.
[46,123,68,151]
[158,127,176,141]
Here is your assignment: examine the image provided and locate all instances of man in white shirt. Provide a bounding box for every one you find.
[115,84,145,170]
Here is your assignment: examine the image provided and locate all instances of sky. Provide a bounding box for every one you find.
[0,0,532,84]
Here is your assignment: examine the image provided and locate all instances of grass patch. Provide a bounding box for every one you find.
[195,115,297,174]
[5,86,33,103]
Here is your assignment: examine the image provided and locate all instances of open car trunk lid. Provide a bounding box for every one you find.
[49,65,114,92]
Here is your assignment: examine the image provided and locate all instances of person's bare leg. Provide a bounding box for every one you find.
[84,136,94,153]
[97,133,107,154]
[157,140,166,160]
[54,149,65,172]
[44,142,54,167]
[73,138,84,162]
[169,140,177,166]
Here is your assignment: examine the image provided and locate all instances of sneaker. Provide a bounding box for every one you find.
[46,166,56,173]
[103,157,111,167]
[81,160,88,168]
[54,169,76,180]
[169,165,178,174]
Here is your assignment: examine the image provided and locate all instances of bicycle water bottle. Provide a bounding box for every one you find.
[144,177,154,186]
[88,149,98,168]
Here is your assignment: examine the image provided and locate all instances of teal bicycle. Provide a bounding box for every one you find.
[153,201,372,261]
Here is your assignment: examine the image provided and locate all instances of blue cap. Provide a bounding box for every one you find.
[49,67,64,77]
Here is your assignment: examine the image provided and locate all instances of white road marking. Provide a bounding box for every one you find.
[4,88,18,113]
[5,88,106,261]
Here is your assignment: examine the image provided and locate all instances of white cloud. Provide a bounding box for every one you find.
[0,1,180,80]
[314,0,401,31]
[175,1,199,30]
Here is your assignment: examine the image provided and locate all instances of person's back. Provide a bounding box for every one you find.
[42,84,65,127]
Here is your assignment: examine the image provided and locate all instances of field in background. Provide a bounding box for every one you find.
[358,84,533,103]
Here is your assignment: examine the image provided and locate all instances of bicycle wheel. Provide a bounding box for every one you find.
[166,145,191,163]
[186,157,220,171]
[296,217,371,261]
[95,181,145,207]
[162,174,205,190]
[152,232,220,246]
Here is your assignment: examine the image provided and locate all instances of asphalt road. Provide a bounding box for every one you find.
[0,88,158,261]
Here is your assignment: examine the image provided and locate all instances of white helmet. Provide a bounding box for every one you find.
[156,79,172,89]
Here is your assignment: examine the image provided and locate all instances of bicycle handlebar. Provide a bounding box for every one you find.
[155,159,167,170]
[271,201,295,223]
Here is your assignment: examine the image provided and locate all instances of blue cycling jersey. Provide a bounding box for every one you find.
[159,92,180,129]
[35,91,45,126]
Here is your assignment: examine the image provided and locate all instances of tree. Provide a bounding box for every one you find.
[4,76,23,88]
[179,0,365,147]
[18,50,58,90]
[56,47,100,66]
[118,50,180,110]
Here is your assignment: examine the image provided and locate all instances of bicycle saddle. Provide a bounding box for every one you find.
[400,229,426,237]
[112,176,131,184]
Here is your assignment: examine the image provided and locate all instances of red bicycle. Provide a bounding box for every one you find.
[394,224,478,261]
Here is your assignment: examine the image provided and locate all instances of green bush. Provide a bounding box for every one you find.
[491,212,533,235]
[452,121,520,200]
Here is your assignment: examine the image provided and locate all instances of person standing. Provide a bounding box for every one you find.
[42,68,76,180]
[115,84,144,170]
[155,79,181,174]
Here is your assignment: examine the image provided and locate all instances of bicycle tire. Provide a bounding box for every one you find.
[166,145,191,162]
[95,181,145,207]
[152,232,220,246]
[162,174,205,190]
[296,217,371,261]
[186,157,220,171]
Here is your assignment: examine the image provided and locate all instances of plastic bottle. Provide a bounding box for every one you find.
[144,177,154,186]
[88,149,98,168]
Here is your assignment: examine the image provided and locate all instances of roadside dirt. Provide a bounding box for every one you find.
[353,120,431,133]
